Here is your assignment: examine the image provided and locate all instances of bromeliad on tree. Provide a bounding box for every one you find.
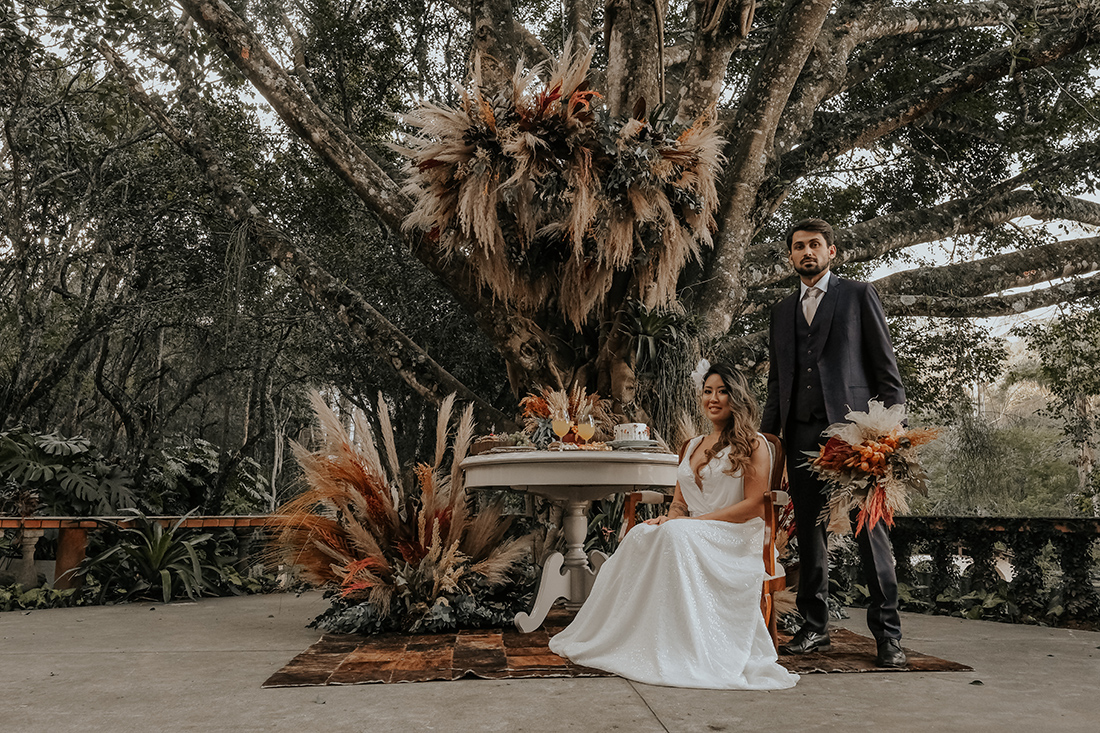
[397,42,725,328]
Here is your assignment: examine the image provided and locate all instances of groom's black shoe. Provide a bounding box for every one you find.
[779,629,831,655]
[876,638,907,668]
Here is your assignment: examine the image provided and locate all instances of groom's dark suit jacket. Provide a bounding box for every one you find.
[761,275,905,435]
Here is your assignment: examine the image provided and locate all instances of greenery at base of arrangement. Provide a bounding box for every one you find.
[311,566,538,636]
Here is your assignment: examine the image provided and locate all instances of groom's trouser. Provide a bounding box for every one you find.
[786,416,902,642]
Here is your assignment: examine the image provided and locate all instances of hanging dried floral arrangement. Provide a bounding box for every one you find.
[397,42,725,328]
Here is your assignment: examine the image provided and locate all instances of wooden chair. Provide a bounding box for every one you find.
[759,433,789,649]
[620,432,789,649]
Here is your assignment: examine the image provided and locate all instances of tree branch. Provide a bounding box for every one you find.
[604,0,667,117]
[879,272,1100,317]
[693,0,834,339]
[470,0,534,90]
[278,11,325,109]
[875,235,1100,298]
[772,1,872,159]
[564,0,598,53]
[742,187,1100,288]
[171,0,569,392]
[96,39,516,431]
[776,23,1095,186]
[673,0,755,124]
[438,0,551,64]
[175,1,408,231]
[852,1,1074,45]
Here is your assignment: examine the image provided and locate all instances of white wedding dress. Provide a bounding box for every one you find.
[548,436,799,690]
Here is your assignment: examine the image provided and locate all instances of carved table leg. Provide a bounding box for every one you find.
[515,497,607,632]
[514,553,569,633]
[561,499,595,610]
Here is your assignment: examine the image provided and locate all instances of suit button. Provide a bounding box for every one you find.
[807,368,812,373]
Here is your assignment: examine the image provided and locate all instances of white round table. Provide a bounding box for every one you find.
[460,450,678,632]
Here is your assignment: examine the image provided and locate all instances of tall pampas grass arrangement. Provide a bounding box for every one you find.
[397,40,725,328]
[268,391,534,634]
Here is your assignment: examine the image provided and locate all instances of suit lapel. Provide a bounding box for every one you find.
[814,275,841,345]
[777,292,798,368]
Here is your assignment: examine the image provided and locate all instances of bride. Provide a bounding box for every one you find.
[549,361,798,690]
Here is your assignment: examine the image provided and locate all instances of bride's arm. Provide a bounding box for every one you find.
[686,436,770,524]
[668,486,690,519]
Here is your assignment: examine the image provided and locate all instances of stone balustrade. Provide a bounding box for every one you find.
[871,517,1100,623]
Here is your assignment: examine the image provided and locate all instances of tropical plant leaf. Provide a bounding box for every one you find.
[34,433,91,457]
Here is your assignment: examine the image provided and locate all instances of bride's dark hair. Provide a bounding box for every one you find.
[694,362,761,484]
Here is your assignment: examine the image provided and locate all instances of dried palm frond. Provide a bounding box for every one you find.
[471,535,534,586]
[461,500,513,560]
[414,463,438,548]
[774,588,797,617]
[448,403,476,505]
[432,393,456,471]
[376,392,402,487]
[351,409,396,508]
[545,387,570,421]
[432,540,466,597]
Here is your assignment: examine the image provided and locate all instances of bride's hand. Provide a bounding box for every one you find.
[643,516,669,526]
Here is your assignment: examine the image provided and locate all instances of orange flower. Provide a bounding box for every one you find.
[519,395,550,418]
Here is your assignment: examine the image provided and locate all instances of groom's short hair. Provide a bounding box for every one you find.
[786,218,834,251]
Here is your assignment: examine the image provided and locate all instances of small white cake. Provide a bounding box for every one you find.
[614,423,650,442]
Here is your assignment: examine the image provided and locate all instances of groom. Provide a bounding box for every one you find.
[761,218,908,668]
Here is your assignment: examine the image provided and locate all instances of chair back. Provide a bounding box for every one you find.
[760,432,787,649]
[760,433,786,575]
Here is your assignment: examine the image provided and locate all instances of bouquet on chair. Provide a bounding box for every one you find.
[804,401,938,536]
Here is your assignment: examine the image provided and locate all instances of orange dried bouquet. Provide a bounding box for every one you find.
[805,401,938,536]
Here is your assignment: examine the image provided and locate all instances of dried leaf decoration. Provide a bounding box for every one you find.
[519,385,615,445]
[803,401,939,536]
[267,391,531,632]
[397,41,725,328]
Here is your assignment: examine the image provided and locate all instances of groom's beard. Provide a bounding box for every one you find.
[794,260,829,278]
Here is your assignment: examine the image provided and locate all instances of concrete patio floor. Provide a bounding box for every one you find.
[3,591,1098,733]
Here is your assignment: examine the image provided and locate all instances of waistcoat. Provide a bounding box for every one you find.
[793,304,827,421]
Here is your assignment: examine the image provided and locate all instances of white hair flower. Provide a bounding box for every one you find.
[689,358,711,392]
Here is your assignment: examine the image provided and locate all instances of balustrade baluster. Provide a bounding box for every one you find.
[1007,523,1048,619]
[1051,531,1100,622]
[965,530,1000,594]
